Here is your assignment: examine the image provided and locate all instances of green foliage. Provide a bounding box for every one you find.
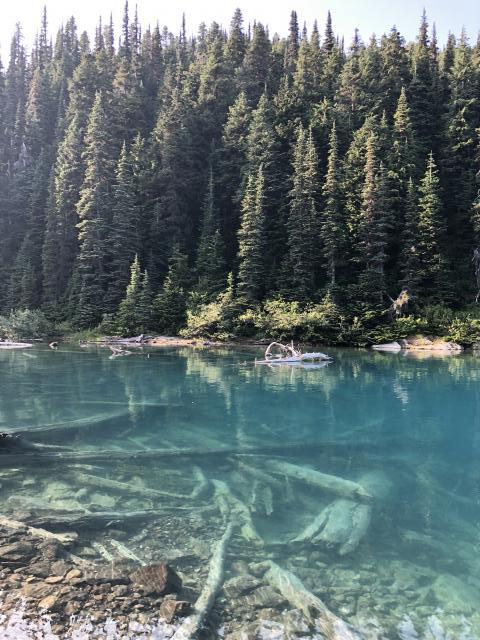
[445,317,480,345]
[238,296,346,343]
[0,10,479,345]
[0,309,53,341]
[182,273,245,339]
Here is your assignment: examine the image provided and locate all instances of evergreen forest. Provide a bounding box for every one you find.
[1,4,480,345]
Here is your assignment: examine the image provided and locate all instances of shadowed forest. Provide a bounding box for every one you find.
[1,4,480,343]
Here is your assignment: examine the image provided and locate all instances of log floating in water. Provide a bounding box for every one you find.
[262,459,373,503]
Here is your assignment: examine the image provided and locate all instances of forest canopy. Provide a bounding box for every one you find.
[0,4,479,343]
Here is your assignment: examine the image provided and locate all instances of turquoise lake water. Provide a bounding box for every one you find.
[1,345,479,638]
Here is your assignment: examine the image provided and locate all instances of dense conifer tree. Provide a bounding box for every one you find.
[287,125,319,299]
[321,123,344,292]
[357,136,390,303]
[399,178,421,292]
[0,7,478,334]
[75,91,116,326]
[416,153,448,300]
[237,167,266,302]
[196,170,226,298]
[107,143,140,309]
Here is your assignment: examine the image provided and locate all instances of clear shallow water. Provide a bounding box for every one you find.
[1,345,480,638]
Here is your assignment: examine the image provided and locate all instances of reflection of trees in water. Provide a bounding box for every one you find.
[2,346,479,519]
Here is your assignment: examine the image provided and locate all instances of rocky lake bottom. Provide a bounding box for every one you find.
[0,345,479,639]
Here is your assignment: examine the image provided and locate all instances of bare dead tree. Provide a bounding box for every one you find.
[387,287,412,319]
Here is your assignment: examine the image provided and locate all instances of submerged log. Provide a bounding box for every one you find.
[190,466,211,500]
[311,499,372,555]
[73,471,191,501]
[108,539,146,565]
[171,521,234,640]
[92,541,115,562]
[233,458,284,491]
[0,440,379,467]
[212,479,263,544]
[263,459,373,503]
[257,560,364,639]
[293,499,372,555]
[293,470,389,552]
[26,507,213,528]
[0,515,77,545]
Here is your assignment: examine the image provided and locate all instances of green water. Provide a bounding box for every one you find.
[1,345,480,638]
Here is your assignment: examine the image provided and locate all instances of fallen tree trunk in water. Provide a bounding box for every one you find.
[292,470,390,552]
[212,479,263,544]
[0,437,388,467]
[25,506,213,528]
[171,521,234,640]
[307,499,372,555]
[108,538,146,565]
[0,514,77,545]
[73,471,191,501]
[257,560,364,639]
[263,459,373,503]
[233,458,284,491]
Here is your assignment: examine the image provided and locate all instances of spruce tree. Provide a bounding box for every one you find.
[224,9,246,70]
[107,143,140,309]
[358,136,390,303]
[416,152,448,300]
[75,91,116,327]
[399,178,421,292]
[196,169,226,298]
[218,91,252,264]
[237,167,265,302]
[115,254,142,336]
[238,22,271,104]
[42,113,83,305]
[153,245,190,334]
[287,125,319,299]
[321,122,344,292]
[137,270,153,332]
